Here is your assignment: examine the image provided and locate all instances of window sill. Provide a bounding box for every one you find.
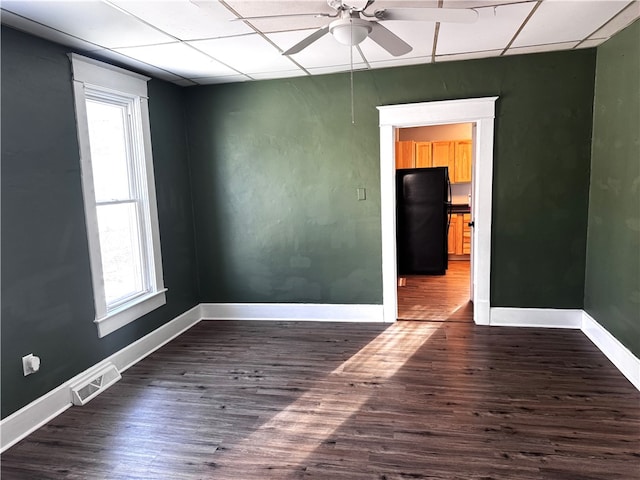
[94,289,167,338]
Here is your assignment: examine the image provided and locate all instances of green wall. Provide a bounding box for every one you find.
[0,27,199,418]
[185,50,596,307]
[6,20,632,420]
[585,20,640,357]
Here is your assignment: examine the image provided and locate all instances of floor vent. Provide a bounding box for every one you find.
[70,362,121,406]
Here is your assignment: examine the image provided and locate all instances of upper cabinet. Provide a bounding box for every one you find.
[395,141,415,169]
[454,140,472,183]
[415,142,433,168]
[395,141,433,169]
[431,141,454,169]
[429,139,472,184]
[396,138,472,184]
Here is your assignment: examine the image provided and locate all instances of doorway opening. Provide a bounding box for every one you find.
[377,97,498,326]
[395,122,473,321]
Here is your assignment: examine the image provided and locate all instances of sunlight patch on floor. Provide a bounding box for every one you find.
[213,321,442,472]
[399,300,469,321]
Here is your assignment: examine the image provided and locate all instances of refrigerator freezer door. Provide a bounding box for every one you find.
[396,167,449,275]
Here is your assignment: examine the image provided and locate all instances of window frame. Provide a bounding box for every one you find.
[70,54,166,338]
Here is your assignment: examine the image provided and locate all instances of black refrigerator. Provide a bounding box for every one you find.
[396,167,450,275]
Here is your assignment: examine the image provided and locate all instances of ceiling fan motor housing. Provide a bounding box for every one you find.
[329,17,373,46]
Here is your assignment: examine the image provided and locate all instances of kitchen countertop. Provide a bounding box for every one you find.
[449,203,471,213]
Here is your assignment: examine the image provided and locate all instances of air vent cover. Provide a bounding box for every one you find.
[70,362,121,406]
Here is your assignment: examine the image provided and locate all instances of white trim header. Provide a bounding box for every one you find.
[69,53,150,97]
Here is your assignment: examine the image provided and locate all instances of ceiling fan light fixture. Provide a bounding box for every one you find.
[329,17,372,46]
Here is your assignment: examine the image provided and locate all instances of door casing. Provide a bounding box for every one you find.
[377,97,498,325]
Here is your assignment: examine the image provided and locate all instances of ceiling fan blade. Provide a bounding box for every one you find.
[282,26,330,55]
[362,0,375,11]
[368,22,412,57]
[376,7,478,24]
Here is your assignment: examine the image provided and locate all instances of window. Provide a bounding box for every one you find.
[70,54,166,338]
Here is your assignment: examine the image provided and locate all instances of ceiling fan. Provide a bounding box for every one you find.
[235,0,479,57]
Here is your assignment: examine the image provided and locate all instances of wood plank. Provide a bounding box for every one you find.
[2,312,638,479]
[397,260,470,321]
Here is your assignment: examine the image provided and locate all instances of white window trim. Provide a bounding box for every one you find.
[70,53,166,338]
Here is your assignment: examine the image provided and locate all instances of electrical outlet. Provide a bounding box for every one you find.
[357,188,366,201]
[22,354,41,376]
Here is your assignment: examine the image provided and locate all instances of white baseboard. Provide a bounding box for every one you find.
[490,307,583,328]
[110,304,202,373]
[0,304,202,453]
[200,303,385,323]
[0,302,382,453]
[489,307,639,392]
[3,303,637,453]
[473,299,491,325]
[581,311,640,391]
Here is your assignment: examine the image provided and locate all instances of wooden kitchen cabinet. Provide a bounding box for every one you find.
[395,141,415,169]
[397,139,472,183]
[462,213,471,254]
[415,142,432,167]
[432,140,472,184]
[454,140,472,183]
[432,141,454,170]
[396,141,432,169]
[448,214,459,255]
[448,212,471,257]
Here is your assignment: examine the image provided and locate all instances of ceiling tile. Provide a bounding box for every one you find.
[222,1,445,34]
[362,1,440,9]
[109,0,253,40]
[441,0,527,6]
[188,34,297,74]
[368,55,433,69]
[250,70,309,80]
[192,74,252,85]
[587,1,640,40]
[437,2,536,55]
[267,29,367,70]
[1,0,175,48]
[89,48,185,83]
[306,65,368,76]
[359,21,435,63]
[504,41,579,56]
[0,9,103,52]
[512,0,630,47]
[1,0,636,86]
[114,42,241,78]
[223,1,336,33]
[435,49,503,63]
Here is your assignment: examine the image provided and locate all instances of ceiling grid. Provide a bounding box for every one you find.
[0,0,637,86]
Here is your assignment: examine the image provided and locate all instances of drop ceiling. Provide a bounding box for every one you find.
[1,0,638,87]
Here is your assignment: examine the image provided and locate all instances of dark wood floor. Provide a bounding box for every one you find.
[2,317,639,479]
[398,260,470,321]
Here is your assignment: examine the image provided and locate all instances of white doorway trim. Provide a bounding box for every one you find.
[377,97,498,325]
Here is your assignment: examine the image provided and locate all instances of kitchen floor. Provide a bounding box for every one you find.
[397,260,470,321]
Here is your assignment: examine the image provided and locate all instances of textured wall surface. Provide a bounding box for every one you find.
[0,27,199,418]
[185,49,596,308]
[185,76,383,304]
[585,20,640,357]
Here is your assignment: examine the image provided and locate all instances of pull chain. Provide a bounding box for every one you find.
[350,18,355,125]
